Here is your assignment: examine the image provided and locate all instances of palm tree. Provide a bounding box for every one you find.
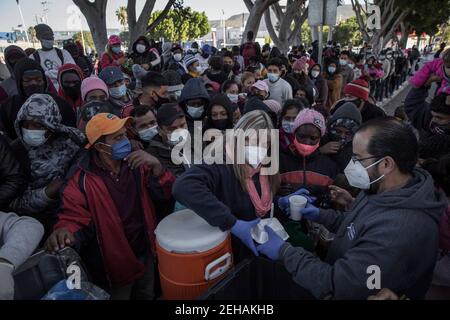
[27,26,37,44]
[116,6,128,31]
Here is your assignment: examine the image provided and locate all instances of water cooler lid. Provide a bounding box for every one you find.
[155,209,229,253]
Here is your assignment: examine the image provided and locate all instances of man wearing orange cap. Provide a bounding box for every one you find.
[45,113,175,300]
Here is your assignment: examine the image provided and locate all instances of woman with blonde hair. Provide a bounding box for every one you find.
[173,110,280,260]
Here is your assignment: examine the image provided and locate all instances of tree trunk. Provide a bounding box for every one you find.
[73,0,108,55]
[242,0,280,45]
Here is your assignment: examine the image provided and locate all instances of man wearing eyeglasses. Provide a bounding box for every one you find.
[258,117,447,300]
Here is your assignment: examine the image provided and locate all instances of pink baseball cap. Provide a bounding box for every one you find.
[108,35,121,46]
[252,80,269,93]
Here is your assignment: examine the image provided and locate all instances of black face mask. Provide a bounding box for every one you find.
[430,121,450,135]
[212,119,229,131]
[223,64,233,73]
[63,84,81,100]
[154,94,171,109]
[23,84,45,97]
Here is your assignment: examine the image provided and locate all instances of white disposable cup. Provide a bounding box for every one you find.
[289,195,308,221]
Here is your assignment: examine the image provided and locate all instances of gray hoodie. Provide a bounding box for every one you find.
[280,168,447,299]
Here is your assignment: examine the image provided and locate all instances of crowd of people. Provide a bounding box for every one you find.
[0,24,449,300]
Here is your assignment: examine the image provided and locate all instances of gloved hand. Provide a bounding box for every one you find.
[256,226,286,260]
[278,188,316,218]
[0,261,15,300]
[231,219,260,256]
[301,202,320,222]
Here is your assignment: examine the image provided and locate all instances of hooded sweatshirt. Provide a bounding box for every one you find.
[179,78,211,134]
[57,64,85,112]
[130,36,159,70]
[10,94,85,225]
[0,46,27,103]
[204,94,234,131]
[0,58,76,140]
[309,64,329,104]
[280,168,447,300]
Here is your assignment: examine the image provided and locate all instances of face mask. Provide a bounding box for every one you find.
[139,126,158,142]
[311,70,320,78]
[101,139,132,160]
[168,129,189,147]
[187,105,204,119]
[191,48,198,54]
[212,119,229,131]
[227,93,239,104]
[136,44,147,54]
[379,55,386,60]
[112,47,122,54]
[339,59,347,66]
[245,146,268,169]
[22,128,48,147]
[293,139,319,157]
[23,84,45,97]
[282,120,295,134]
[194,66,203,74]
[63,84,81,100]
[173,53,183,62]
[268,73,280,82]
[224,64,233,73]
[109,84,127,99]
[348,63,355,69]
[154,94,170,109]
[430,121,450,135]
[344,158,385,190]
[328,67,336,74]
[41,40,54,50]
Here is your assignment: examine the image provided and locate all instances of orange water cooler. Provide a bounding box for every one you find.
[155,209,234,300]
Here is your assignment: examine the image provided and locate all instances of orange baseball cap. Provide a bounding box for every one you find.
[85,113,132,149]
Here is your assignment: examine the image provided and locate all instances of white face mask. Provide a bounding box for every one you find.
[245,146,268,169]
[138,126,158,142]
[168,129,189,147]
[173,53,183,62]
[22,128,48,147]
[195,66,202,73]
[339,59,348,66]
[136,44,147,54]
[282,120,295,134]
[187,106,204,119]
[311,70,320,78]
[344,158,385,190]
[227,93,239,104]
[348,63,355,69]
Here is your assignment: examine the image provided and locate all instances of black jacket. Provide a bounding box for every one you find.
[0,58,76,140]
[130,36,158,71]
[0,134,26,211]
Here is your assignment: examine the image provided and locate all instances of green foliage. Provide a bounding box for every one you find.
[300,21,329,46]
[333,17,363,46]
[147,7,211,42]
[116,6,128,28]
[72,31,95,51]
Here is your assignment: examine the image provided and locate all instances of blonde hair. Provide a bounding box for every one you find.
[231,110,280,194]
[241,71,256,87]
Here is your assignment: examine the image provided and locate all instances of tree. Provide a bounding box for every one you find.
[27,26,37,44]
[243,0,280,44]
[73,0,108,55]
[333,17,363,46]
[263,0,308,53]
[73,31,95,51]
[148,7,211,42]
[116,6,128,31]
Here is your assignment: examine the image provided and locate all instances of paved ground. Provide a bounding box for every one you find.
[381,83,412,116]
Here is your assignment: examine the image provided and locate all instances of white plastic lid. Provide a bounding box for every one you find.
[155,209,229,253]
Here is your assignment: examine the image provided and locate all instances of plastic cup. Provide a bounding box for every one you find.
[289,195,308,221]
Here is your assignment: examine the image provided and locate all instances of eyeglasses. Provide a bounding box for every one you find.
[351,155,383,164]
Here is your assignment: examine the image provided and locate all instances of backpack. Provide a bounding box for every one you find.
[33,48,65,67]
[242,42,257,68]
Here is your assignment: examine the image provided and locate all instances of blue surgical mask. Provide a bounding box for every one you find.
[22,128,48,147]
[227,93,239,104]
[41,40,54,50]
[101,139,132,160]
[268,73,280,82]
[112,46,122,54]
[138,126,158,142]
[187,105,204,119]
[328,67,336,74]
[109,84,127,99]
[282,120,295,134]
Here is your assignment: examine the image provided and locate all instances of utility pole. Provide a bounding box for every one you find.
[16,0,30,43]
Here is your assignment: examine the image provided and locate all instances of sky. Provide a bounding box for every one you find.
[0,0,249,32]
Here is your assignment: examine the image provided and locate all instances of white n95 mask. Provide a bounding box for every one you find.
[344,158,385,190]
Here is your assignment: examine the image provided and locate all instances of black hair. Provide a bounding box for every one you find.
[130,104,155,118]
[208,56,223,71]
[421,154,450,196]
[357,117,418,174]
[247,31,254,41]
[340,50,350,57]
[419,134,450,160]
[232,45,240,54]
[221,79,240,93]
[269,47,282,60]
[267,57,284,69]
[141,71,168,88]
[222,51,234,59]
[430,93,450,115]
[191,42,199,49]
[278,99,305,127]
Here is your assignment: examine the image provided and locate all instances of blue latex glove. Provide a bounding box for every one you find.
[300,202,320,221]
[231,219,260,256]
[278,188,317,218]
[256,226,286,260]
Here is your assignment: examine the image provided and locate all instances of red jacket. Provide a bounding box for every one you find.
[55,151,175,288]
[57,64,85,112]
[101,51,125,70]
